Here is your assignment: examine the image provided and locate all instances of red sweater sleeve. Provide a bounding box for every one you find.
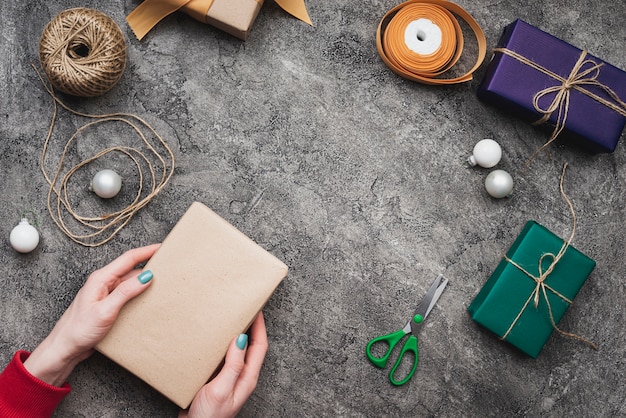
[0,350,71,418]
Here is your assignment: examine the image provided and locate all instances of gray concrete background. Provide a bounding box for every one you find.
[1,0,625,416]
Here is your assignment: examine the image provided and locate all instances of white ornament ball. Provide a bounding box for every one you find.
[90,169,122,199]
[485,169,514,198]
[10,218,40,253]
[468,139,502,168]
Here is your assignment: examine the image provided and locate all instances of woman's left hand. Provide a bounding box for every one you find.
[24,244,160,386]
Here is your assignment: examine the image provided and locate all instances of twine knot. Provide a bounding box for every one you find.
[532,51,606,127]
[532,253,561,308]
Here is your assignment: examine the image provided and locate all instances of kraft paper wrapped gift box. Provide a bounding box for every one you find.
[126,0,264,40]
[182,0,263,40]
[96,202,288,408]
[477,19,626,153]
[127,0,312,41]
[467,221,596,358]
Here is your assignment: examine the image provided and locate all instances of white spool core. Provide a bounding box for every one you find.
[404,18,442,55]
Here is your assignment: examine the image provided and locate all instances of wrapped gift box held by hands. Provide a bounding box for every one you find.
[96,202,288,408]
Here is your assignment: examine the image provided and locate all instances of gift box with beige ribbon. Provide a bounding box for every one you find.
[127,0,312,40]
[467,220,596,358]
[477,19,626,154]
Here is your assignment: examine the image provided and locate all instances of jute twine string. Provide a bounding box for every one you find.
[39,8,126,97]
[33,63,175,247]
[494,48,626,165]
[501,163,597,350]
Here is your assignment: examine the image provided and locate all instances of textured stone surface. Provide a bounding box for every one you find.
[0,0,625,416]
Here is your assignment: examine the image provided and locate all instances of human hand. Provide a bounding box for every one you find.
[179,312,269,418]
[24,244,160,386]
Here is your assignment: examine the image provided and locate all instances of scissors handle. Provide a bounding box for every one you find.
[366,329,419,385]
[388,334,418,386]
[366,328,409,368]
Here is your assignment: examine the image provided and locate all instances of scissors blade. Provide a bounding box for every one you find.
[410,274,448,334]
[423,274,448,318]
[401,320,412,334]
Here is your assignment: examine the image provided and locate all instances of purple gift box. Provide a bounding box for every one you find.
[477,19,626,153]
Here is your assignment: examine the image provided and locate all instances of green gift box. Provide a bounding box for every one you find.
[468,220,596,358]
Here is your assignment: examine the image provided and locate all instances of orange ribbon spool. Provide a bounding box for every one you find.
[376,0,486,85]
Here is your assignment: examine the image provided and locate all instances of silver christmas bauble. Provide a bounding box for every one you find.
[90,169,122,199]
[485,169,513,198]
[10,218,40,253]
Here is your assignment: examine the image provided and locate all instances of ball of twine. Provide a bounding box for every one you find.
[39,8,126,97]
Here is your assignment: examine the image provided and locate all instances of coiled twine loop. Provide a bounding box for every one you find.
[39,8,126,97]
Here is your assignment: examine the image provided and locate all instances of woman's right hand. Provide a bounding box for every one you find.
[179,312,268,418]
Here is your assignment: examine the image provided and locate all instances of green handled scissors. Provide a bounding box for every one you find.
[366,274,448,386]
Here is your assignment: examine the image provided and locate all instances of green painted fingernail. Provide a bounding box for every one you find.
[138,270,153,284]
[236,334,248,350]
